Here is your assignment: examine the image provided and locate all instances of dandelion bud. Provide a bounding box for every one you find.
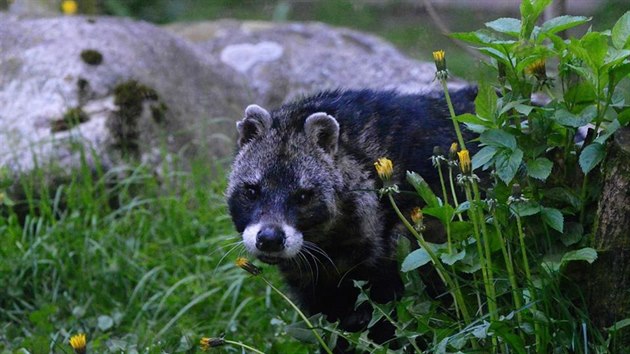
[69,334,86,354]
[374,157,394,181]
[200,337,226,351]
[411,207,423,224]
[457,149,471,175]
[433,146,444,157]
[526,59,547,81]
[449,142,459,161]
[511,184,522,197]
[236,257,262,276]
[433,50,448,81]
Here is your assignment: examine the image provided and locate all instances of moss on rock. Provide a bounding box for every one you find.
[51,107,89,132]
[80,49,103,65]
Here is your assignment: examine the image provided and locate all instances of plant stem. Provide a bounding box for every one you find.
[387,193,472,325]
[464,184,498,332]
[262,277,333,354]
[436,162,464,323]
[440,80,467,150]
[448,166,464,222]
[472,181,498,315]
[371,300,424,353]
[492,209,524,331]
[224,339,266,354]
[515,213,542,353]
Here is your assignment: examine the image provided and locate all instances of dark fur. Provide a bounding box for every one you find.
[226,88,476,349]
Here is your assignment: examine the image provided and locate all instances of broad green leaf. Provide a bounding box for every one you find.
[541,207,564,233]
[595,119,620,145]
[520,0,552,39]
[551,106,597,128]
[423,205,455,226]
[472,146,497,170]
[486,18,521,37]
[441,249,466,265]
[495,148,523,184]
[480,129,516,149]
[401,248,431,272]
[451,30,517,47]
[478,47,509,61]
[475,82,498,121]
[619,107,630,125]
[545,187,582,211]
[579,142,605,174]
[604,48,630,67]
[540,15,589,36]
[454,202,471,215]
[561,247,597,266]
[406,171,440,208]
[285,320,319,344]
[450,221,474,242]
[499,99,530,115]
[510,200,541,217]
[526,157,553,181]
[609,62,630,89]
[581,32,608,69]
[456,112,491,126]
[612,11,630,49]
[561,222,583,246]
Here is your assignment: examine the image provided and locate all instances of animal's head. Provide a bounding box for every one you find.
[226,104,343,264]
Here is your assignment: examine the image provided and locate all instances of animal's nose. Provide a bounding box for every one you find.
[256,224,285,252]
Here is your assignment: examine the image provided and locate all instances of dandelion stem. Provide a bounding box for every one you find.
[515,212,542,353]
[387,193,472,325]
[448,166,464,222]
[224,340,266,354]
[492,208,524,331]
[439,80,467,150]
[261,277,332,354]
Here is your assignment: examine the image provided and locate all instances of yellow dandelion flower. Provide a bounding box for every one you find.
[433,50,448,80]
[458,149,471,175]
[200,337,225,351]
[526,59,547,80]
[235,257,262,276]
[374,157,394,181]
[449,142,459,160]
[69,333,86,354]
[433,50,446,70]
[61,0,78,15]
[410,207,423,224]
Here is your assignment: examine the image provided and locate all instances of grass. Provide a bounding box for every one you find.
[0,157,312,353]
[3,1,630,353]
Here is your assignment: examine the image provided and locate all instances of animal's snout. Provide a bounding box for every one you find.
[256,224,285,252]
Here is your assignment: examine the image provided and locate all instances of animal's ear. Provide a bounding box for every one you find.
[236,104,272,147]
[304,112,339,155]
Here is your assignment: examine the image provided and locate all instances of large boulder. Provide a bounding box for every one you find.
[0,15,470,188]
[167,20,468,108]
[0,15,245,181]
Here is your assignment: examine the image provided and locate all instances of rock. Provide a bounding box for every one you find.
[0,15,245,183]
[167,20,469,108]
[0,16,471,191]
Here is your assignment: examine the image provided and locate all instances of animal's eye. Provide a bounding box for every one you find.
[243,185,259,201]
[296,190,314,205]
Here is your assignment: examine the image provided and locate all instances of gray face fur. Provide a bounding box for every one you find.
[226,104,343,264]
